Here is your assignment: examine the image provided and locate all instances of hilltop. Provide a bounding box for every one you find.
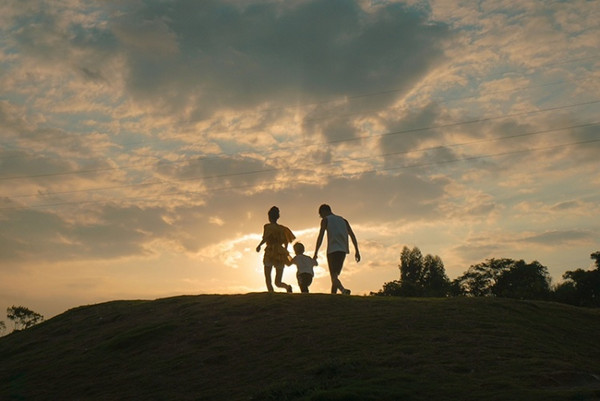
[1,294,600,400]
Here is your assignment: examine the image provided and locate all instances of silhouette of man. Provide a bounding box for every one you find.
[313,204,360,294]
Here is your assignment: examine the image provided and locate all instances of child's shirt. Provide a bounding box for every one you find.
[291,254,317,276]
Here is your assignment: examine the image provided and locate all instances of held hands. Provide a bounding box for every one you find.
[312,252,360,262]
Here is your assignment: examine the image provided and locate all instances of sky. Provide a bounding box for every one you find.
[1,0,599,324]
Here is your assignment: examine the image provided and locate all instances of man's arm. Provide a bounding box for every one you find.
[313,218,327,259]
[346,220,360,262]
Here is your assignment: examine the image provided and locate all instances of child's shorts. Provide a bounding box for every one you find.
[297,273,313,292]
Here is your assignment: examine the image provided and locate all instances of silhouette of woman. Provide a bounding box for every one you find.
[256,206,296,293]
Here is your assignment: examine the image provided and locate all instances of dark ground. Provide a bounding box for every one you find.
[1,293,600,400]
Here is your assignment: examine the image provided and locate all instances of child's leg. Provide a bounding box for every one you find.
[306,274,313,293]
[304,274,313,293]
[297,274,311,293]
[264,264,274,292]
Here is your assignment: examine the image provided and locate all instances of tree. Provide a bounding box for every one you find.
[422,254,450,297]
[372,280,403,296]
[591,251,600,269]
[451,258,514,297]
[400,246,424,286]
[0,321,6,336]
[552,280,579,306]
[374,246,449,297]
[553,251,600,307]
[492,260,551,300]
[451,258,551,300]
[6,306,44,331]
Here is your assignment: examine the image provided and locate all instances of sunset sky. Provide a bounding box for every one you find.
[1,0,599,323]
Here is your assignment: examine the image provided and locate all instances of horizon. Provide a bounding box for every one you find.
[1,0,599,322]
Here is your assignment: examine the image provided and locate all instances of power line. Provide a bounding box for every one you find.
[346,122,600,164]
[2,134,598,211]
[330,100,600,145]
[1,55,597,158]
[302,75,597,124]
[2,99,598,181]
[158,122,600,184]
[258,54,600,112]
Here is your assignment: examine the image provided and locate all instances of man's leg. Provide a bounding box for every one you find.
[327,252,347,294]
[330,273,343,294]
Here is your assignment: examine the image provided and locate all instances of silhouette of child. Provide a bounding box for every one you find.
[291,242,318,293]
[256,206,295,293]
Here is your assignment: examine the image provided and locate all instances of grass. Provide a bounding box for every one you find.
[1,294,600,400]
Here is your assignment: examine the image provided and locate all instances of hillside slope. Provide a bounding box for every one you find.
[1,294,600,401]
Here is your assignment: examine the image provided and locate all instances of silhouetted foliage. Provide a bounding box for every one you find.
[451,258,514,297]
[375,249,599,306]
[451,258,551,300]
[400,246,424,285]
[492,260,551,300]
[374,246,450,297]
[591,251,600,269]
[0,321,6,336]
[374,280,403,296]
[553,251,600,307]
[6,306,44,331]
[422,254,451,297]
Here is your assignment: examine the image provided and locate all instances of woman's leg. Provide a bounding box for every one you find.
[264,264,274,292]
[274,264,292,293]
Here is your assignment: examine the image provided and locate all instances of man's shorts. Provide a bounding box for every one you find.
[327,251,346,276]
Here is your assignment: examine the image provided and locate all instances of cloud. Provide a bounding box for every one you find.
[520,230,595,246]
[379,103,445,160]
[1,0,600,319]
[448,228,596,269]
[0,206,71,261]
[450,242,503,267]
[100,1,451,123]
[570,123,600,163]
[18,168,449,261]
[550,201,581,212]
[154,154,276,189]
[0,202,177,263]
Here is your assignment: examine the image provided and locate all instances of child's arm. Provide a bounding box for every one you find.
[289,256,297,267]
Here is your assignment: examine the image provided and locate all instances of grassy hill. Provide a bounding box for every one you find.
[1,294,600,401]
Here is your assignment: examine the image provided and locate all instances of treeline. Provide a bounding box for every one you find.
[373,247,600,307]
